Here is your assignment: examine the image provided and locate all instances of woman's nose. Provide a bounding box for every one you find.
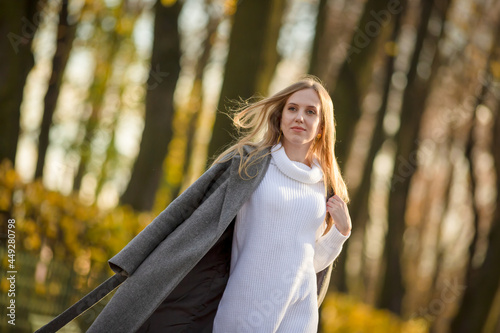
[294,110,304,122]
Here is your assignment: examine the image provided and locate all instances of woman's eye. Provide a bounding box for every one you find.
[307,110,316,115]
[288,107,296,111]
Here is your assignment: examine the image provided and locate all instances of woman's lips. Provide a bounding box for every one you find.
[291,127,305,132]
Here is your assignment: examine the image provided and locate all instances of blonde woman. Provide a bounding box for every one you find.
[212,77,351,332]
[78,77,351,333]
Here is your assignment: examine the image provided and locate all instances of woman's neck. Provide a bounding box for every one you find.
[281,142,313,167]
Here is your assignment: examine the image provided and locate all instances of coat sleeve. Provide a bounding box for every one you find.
[108,159,232,277]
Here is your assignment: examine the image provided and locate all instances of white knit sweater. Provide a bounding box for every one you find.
[213,144,349,333]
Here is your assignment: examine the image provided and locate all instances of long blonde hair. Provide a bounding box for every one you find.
[212,76,349,210]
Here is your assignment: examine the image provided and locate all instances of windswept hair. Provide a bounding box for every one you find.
[212,76,349,231]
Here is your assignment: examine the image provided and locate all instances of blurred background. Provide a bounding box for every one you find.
[0,0,499,332]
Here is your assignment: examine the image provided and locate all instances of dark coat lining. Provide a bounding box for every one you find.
[136,219,235,333]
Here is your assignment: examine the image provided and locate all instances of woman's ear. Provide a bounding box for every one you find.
[318,126,324,136]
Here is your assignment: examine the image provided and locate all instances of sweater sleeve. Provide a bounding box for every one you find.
[313,224,350,273]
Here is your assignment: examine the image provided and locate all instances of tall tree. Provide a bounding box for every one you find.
[0,0,45,165]
[174,2,221,199]
[35,0,78,179]
[331,0,408,294]
[308,0,329,78]
[73,10,122,191]
[120,0,182,211]
[152,1,222,213]
[331,0,397,167]
[207,0,286,160]
[449,25,500,333]
[378,0,450,315]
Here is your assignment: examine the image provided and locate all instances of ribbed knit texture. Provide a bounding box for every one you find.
[213,144,349,333]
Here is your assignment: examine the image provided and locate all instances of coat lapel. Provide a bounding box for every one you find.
[218,147,271,230]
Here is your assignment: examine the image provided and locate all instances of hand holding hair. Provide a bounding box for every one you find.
[326,195,352,236]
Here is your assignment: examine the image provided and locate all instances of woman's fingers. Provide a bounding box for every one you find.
[327,195,345,207]
[326,195,352,236]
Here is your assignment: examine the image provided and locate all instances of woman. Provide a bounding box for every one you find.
[82,77,351,333]
[211,77,351,332]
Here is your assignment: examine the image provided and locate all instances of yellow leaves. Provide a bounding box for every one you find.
[60,216,81,256]
[117,16,135,36]
[224,0,238,16]
[46,219,58,239]
[40,200,58,225]
[90,246,108,263]
[0,159,20,189]
[35,282,47,295]
[403,319,429,333]
[74,250,91,275]
[60,215,74,230]
[4,169,21,189]
[24,233,41,251]
[160,0,177,7]
[0,187,11,210]
[490,60,500,79]
[46,191,60,206]
[0,163,152,297]
[48,281,61,296]
[25,181,45,207]
[385,41,399,57]
[137,211,154,233]
[0,278,9,293]
[321,293,429,333]
[0,160,20,210]
[22,218,38,234]
[74,205,88,220]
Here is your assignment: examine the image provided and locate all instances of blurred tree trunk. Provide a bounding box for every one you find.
[153,3,221,213]
[93,7,142,199]
[330,0,396,167]
[95,85,124,198]
[35,0,77,179]
[378,0,450,315]
[449,28,500,333]
[73,20,121,191]
[120,0,182,211]
[172,7,220,200]
[0,0,45,165]
[207,0,286,160]
[449,96,500,333]
[330,0,407,294]
[308,0,329,78]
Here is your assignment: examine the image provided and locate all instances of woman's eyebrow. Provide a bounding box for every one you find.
[287,102,318,110]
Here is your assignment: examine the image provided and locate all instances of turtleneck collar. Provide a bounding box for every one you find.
[270,143,323,184]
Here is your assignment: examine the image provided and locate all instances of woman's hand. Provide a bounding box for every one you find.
[326,195,352,236]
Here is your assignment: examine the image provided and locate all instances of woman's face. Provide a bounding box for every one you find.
[280,88,322,149]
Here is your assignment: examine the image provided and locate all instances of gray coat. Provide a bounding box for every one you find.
[87,146,334,332]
